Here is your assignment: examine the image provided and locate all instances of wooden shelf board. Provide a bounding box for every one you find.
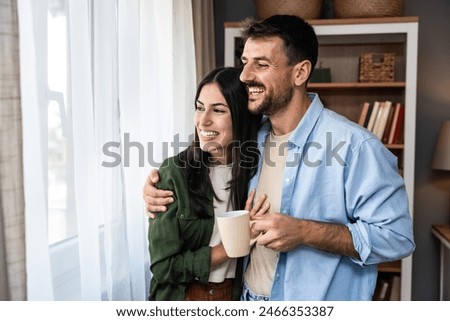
[308,82,406,90]
[378,260,401,273]
[307,16,418,26]
[432,225,450,249]
[224,17,419,28]
[385,144,404,149]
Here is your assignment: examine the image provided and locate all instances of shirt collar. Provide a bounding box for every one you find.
[257,93,324,148]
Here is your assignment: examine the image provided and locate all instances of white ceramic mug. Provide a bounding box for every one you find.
[216,210,251,258]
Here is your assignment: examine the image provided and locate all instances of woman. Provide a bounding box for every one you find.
[148,67,262,300]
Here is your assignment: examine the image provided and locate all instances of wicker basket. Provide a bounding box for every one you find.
[359,53,395,82]
[253,0,323,20]
[333,0,404,18]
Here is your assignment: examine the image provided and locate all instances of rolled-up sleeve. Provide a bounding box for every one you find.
[344,138,415,266]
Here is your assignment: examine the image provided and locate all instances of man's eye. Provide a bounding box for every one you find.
[257,63,268,69]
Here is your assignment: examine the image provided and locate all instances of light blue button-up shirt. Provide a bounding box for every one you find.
[246,93,415,300]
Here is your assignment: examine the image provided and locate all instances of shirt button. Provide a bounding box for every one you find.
[180,214,184,218]
[285,178,290,183]
[209,289,215,296]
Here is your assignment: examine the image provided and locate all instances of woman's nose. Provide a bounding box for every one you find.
[199,111,212,126]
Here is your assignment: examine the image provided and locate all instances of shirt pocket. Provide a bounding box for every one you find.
[176,207,211,249]
[176,207,198,221]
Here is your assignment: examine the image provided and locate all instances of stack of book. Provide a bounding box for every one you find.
[357,101,405,145]
[372,273,401,301]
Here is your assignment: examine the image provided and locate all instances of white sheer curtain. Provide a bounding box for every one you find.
[19,0,196,300]
[19,0,54,300]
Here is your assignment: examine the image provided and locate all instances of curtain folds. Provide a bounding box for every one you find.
[0,0,26,301]
[19,0,197,300]
[19,0,55,300]
[192,0,216,83]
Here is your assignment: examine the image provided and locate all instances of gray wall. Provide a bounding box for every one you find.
[214,0,450,300]
[403,0,450,301]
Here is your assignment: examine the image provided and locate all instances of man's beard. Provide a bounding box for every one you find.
[250,85,293,117]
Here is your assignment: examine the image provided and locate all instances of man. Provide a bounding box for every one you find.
[143,15,415,300]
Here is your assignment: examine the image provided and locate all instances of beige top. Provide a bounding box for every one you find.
[244,131,291,295]
[208,164,237,282]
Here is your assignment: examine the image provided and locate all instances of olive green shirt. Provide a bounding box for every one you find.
[148,155,242,300]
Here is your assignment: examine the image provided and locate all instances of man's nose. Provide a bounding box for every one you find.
[240,64,253,84]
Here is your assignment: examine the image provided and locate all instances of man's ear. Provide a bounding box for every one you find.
[293,60,312,87]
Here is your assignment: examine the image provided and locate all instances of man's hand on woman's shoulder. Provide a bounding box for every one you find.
[143,169,174,218]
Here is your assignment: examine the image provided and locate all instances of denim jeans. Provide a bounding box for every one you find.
[240,281,269,301]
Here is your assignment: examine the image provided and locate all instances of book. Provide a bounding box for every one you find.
[378,280,391,301]
[374,100,392,140]
[372,277,392,301]
[397,119,405,144]
[372,101,386,138]
[391,104,405,144]
[367,101,381,132]
[375,100,392,140]
[389,275,401,300]
[382,102,396,143]
[363,103,374,128]
[387,103,401,144]
[358,102,370,126]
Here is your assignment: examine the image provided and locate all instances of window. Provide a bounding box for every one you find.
[47,0,74,244]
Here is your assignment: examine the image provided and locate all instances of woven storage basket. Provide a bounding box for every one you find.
[359,53,395,82]
[333,0,404,18]
[253,0,323,20]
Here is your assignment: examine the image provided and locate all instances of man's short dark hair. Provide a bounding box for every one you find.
[241,15,318,69]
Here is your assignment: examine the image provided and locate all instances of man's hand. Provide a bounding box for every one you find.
[245,189,270,240]
[251,213,360,258]
[251,213,302,252]
[143,169,174,218]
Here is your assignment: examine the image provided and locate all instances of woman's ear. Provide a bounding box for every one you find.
[293,60,312,87]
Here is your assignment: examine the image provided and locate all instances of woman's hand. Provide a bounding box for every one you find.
[210,243,229,266]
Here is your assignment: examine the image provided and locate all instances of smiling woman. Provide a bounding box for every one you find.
[148,67,261,301]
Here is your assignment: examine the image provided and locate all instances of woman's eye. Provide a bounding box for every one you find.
[195,106,204,111]
[213,108,225,114]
